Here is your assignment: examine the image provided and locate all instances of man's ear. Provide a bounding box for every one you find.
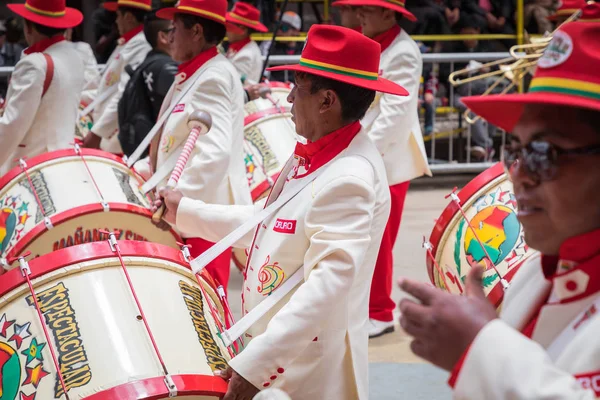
[319,89,338,114]
[158,30,169,46]
[192,22,204,42]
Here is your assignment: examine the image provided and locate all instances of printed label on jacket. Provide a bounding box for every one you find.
[273,219,296,234]
[172,103,186,113]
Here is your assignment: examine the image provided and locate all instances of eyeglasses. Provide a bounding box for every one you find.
[163,27,175,35]
[501,140,600,182]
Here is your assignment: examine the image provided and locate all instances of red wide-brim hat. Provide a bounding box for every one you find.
[226,2,268,33]
[268,25,408,96]
[462,3,600,133]
[157,0,227,26]
[332,0,417,22]
[8,0,83,29]
[103,0,152,12]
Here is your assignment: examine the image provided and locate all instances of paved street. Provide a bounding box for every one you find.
[228,182,467,399]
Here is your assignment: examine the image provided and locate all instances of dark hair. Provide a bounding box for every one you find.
[579,108,600,135]
[25,20,65,37]
[457,14,482,31]
[176,13,226,45]
[118,6,148,23]
[297,72,377,122]
[144,12,171,48]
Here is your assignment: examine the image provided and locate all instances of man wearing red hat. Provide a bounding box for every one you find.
[398,4,600,398]
[81,0,151,154]
[333,0,431,338]
[154,24,408,400]
[135,0,251,289]
[225,2,267,85]
[0,0,85,176]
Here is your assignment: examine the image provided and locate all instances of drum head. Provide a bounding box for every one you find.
[428,163,538,307]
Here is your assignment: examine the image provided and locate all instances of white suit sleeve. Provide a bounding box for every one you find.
[176,196,264,248]
[368,47,421,157]
[176,67,236,200]
[454,319,597,399]
[229,162,377,388]
[0,55,44,164]
[91,58,130,139]
[231,53,254,83]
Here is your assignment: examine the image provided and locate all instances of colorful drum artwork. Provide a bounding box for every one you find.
[0,241,234,399]
[0,148,179,269]
[427,163,539,308]
[75,101,93,141]
[235,83,297,271]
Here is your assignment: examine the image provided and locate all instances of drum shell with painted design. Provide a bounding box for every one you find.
[0,149,179,269]
[427,163,539,308]
[0,241,231,399]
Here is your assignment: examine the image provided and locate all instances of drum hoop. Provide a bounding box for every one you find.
[0,241,189,298]
[427,162,517,306]
[251,172,281,202]
[83,374,228,399]
[0,148,130,190]
[244,108,292,127]
[4,202,181,263]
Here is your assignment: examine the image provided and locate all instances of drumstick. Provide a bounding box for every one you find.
[152,110,213,223]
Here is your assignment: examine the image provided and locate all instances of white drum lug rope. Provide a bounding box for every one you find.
[17,158,54,230]
[73,143,111,212]
[188,163,326,348]
[10,252,71,399]
[101,230,177,395]
[446,187,510,291]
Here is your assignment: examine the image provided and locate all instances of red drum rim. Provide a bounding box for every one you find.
[4,202,182,262]
[251,172,281,202]
[0,148,134,190]
[84,374,228,399]
[244,107,292,127]
[427,162,522,307]
[0,241,194,298]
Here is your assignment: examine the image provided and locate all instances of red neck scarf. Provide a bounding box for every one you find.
[119,25,144,45]
[372,24,401,53]
[24,35,65,55]
[177,47,219,83]
[228,37,252,53]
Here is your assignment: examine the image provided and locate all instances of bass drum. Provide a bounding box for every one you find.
[76,100,93,141]
[0,241,234,399]
[427,163,538,308]
[234,83,297,271]
[0,148,179,269]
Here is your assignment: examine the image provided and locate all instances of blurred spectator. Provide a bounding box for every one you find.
[1,17,25,67]
[92,4,119,63]
[480,0,516,49]
[405,0,449,35]
[548,0,587,26]
[524,0,559,34]
[420,63,441,136]
[260,11,302,82]
[0,22,6,67]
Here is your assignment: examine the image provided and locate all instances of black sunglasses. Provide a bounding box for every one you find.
[501,140,600,182]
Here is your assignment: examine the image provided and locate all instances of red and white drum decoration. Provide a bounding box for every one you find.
[0,148,179,269]
[427,163,538,308]
[0,241,236,399]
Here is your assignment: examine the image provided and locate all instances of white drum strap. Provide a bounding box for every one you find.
[127,77,201,167]
[546,295,600,361]
[140,145,183,194]
[78,85,118,119]
[221,268,304,347]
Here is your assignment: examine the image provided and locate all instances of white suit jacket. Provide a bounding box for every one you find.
[176,129,391,400]
[362,29,431,185]
[0,40,85,176]
[82,30,150,154]
[454,253,599,399]
[227,40,264,84]
[72,41,100,87]
[135,53,251,235]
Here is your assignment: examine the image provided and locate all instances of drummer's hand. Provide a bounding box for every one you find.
[155,188,184,225]
[216,366,260,400]
[150,199,172,232]
[82,132,102,149]
[246,84,264,101]
[398,266,497,372]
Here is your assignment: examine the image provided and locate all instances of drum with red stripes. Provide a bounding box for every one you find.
[235,83,297,271]
[0,241,235,399]
[0,148,179,270]
[427,163,538,308]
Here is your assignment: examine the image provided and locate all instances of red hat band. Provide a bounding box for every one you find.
[156,0,227,25]
[332,0,416,22]
[24,0,66,17]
